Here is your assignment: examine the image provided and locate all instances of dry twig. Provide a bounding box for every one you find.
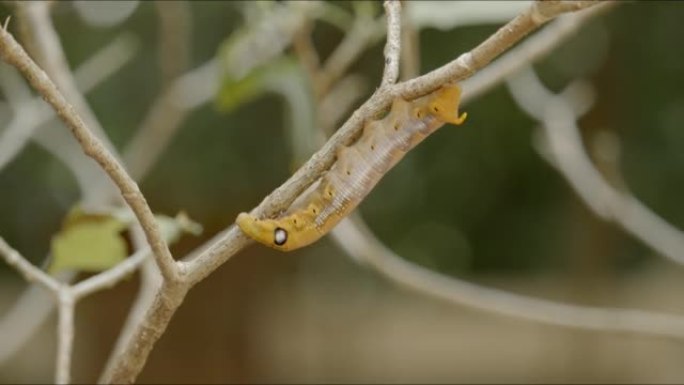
[0,25,179,282]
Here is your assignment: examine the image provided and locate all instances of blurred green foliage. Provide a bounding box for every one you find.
[0,1,683,282]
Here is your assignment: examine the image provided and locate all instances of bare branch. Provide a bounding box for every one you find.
[0,27,179,282]
[0,61,31,107]
[399,6,420,81]
[16,1,120,158]
[55,291,75,385]
[506,67,684,267]
[331,215,684,339]
[121,1,198,181]
[461,1,616,104]
[0,236,60,292]
[73,33,139,95]
[100,282,188,384]
[318,74,368,135]
[317,12,384,97]
[380,0,401,87]
[0,236,76,383]
[292,20,320,86]
[0,277,67,364]
[154,1,191,87]
[0,32,137,174]
[0,99,45,170]
[71,247,150,300]
[395,0,604,100]
[99,229,161,383]
[121,86,187,181]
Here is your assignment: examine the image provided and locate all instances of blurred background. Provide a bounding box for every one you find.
[1,1,684,383]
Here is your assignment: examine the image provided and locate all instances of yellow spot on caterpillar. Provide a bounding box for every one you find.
[428,85,467,125]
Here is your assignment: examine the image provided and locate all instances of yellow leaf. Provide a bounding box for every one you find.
[49,209,127,274]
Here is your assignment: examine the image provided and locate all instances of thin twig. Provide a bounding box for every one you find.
[395,0,603,100]
[0,27,179,282]
[0,100,44,170]
[154,1,191,87]
[55,291,75,385]
[380,0,401,87]
[1,219,185,382]
[461,1,616,104]
[506,67,684,266]
[71,246,151,300]
[121,0,195,181]
[399,4,420,81]
[317,11,384,97]
[292,20,320,90]
[73,33,139,95]
[0,276,65,364]
[318,74,367,135]
[16,1,120,157]
[0,236,60,292]
[100,281,189,384]
[0,236,76,383]
[99,229,162,383]
[0,32,137,173]
[330,215,684,340]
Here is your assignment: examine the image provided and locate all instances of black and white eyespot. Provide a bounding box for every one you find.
[274,227,288,246]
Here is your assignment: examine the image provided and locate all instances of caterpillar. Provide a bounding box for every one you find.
[236,84,467,251]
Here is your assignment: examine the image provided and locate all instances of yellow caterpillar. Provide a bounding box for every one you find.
[237,84,467,251]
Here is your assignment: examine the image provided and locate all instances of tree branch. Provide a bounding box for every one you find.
[121,1,193,181]
[55,291,75,385]
[99,228,162,383]
[0,236,60,292]
[331,215,684,339]
[380,0,401,87]
[15,1,120,159]
[0,32,137,174]
[316,8,384,97]
[506,67,684,267]
[71,246,150,300]
[461,1,616,105]
[395,0,602,100]
[0,26,180,282]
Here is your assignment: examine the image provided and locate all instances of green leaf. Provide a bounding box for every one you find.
[49,209,127,274]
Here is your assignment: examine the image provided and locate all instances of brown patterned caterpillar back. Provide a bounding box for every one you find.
[237,84,467,251]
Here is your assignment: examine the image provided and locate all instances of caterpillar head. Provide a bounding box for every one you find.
[236,212,303,251]
[427,85,467,125]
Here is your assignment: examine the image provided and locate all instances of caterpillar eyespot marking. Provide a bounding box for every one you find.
[236,84,467,251]
[274,228,287,245]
